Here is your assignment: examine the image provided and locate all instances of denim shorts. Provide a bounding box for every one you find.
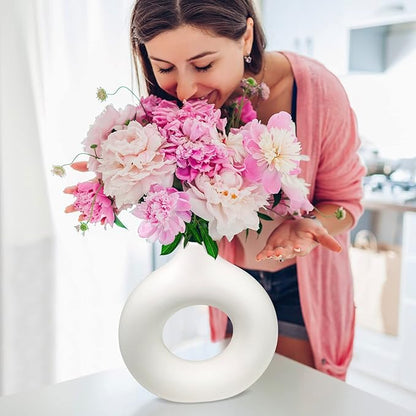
[226,264,309,340]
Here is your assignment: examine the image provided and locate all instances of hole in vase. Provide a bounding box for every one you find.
[162,305,231,361]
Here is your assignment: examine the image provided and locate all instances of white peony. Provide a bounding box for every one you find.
[186,170,269,241]
[258,127,308,176]
[224,131,246,164]
[97,121,175,209]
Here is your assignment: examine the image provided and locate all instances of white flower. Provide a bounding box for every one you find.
[335,206,347,220]
[224,131,246,164]
[51,165,66,177]
[258,127,308,176]
[186,170,268,241]
[96,120,175,209]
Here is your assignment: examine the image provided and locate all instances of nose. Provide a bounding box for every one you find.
[176,74,198,102]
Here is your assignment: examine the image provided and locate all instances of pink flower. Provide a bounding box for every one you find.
[174,139,230,182]
[158,111,231,182]
[96,120,176,209]
[234,97,257,124]
[179,100,225,130]
[259,82,270,100]
[133,184,192,244]
[83,104,138,172]
[73,181,115,225]
[270,175,314,216]
[154,99,226,138]
[242,112,308,194]
[150,100,180,128]
[135,95,163,124]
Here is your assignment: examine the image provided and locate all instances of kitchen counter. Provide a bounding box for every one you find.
[0,355,414,415]
[363,197,416,213]
[363,190,416,213]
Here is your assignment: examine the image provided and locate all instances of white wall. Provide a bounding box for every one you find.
[263,0,416,159]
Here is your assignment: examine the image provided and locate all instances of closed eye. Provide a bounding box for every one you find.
[195,63,212,72]
[157,67,173,74]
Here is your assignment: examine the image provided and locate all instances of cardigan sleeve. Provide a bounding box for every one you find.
[312,73,366,228]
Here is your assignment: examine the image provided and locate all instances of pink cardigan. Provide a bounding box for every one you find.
[209,52,366,380]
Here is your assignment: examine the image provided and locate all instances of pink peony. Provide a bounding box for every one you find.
[149,99,180,128]
[157,108,231,182]
[135,95,163,124]
[83,104,138,172]
[133,184,192,245]
[96,120,176,209]
[73,181,115,225]
[234,97,257,124]
[281,175,314,214]
[174,138,230,182]
[155,99,226,139]
[241,112,308,194]
[179,100,225,130]
[269,176,313,217]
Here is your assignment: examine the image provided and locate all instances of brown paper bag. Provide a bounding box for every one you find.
[350,230,401,336]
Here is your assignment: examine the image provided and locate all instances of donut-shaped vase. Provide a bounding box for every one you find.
[118,242,278,403]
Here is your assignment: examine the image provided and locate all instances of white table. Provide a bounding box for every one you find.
[0,355,414,415]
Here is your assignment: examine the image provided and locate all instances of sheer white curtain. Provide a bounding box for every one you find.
[1,0,55,396]
[0,0,155,395]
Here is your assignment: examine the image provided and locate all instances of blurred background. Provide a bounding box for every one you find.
[1,0,416,411]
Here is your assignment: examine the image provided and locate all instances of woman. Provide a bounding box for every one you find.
[130,0,366,380]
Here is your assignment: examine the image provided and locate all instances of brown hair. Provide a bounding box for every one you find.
[130,0,266,100]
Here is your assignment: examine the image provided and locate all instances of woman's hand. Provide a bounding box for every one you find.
[256,217,342,262]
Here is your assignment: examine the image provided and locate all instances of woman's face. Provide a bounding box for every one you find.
[144,22,253,108]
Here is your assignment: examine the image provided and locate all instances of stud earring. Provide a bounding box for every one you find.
[244,55,252,64]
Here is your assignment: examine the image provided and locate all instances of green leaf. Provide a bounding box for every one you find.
[114,216,127,229]
[272,192,282,208]
[199,225,218,259]
[161,234,183,255]
[257,221,263,235]
[257,212,273,221]
[173,175,183,191]
[186,220,202,243]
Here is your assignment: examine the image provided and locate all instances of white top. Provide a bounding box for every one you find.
[0,354,414,415]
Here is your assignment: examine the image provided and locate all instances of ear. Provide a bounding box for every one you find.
[242,17,254,55]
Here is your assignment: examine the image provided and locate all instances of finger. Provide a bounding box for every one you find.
[292,246,307,257]
[316,233,342,252]
[256,248,275,262]
[63,186,77,194]
[71,161,88,172]
[256,245,288,261]
[78,214,86,222]
[64,205,77,213]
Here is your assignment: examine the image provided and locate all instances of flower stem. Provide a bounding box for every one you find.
[107,86,141,103]
[61,152,102,167]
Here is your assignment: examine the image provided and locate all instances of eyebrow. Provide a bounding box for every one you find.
[149,51,218,64]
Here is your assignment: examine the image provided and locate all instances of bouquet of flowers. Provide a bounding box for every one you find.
[53,78,341,258]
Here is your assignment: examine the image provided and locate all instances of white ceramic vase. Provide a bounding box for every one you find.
[118,242,278,403]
